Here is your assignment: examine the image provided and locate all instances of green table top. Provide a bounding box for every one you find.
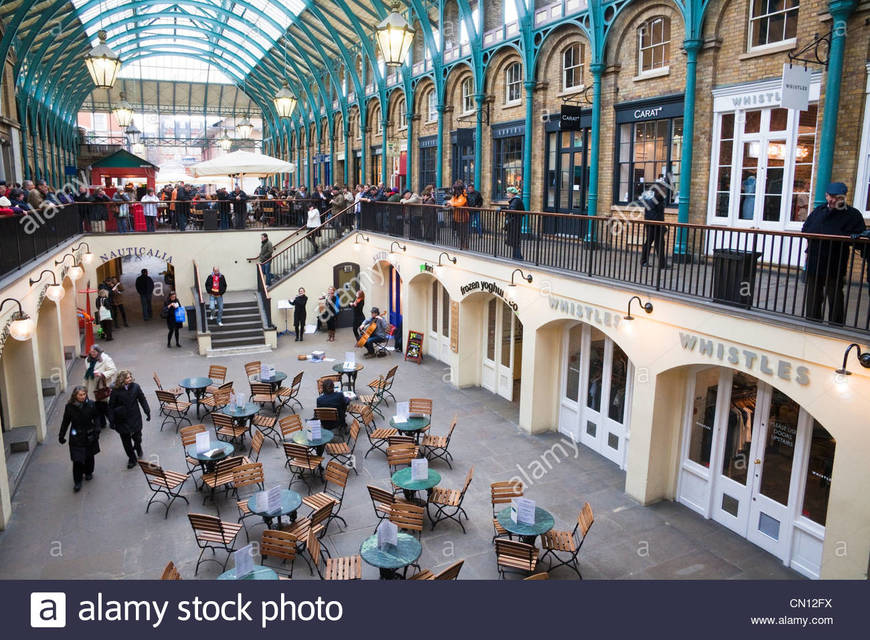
[218,566,278,580]
[180,377,213,390]
[246,489,302,517]
[496,506,555,537]
[185,441,234,462]
[221,402,259,418]
[391,467,441,491]
[332,363,364,373]
[359,533,422,570]
[291,428,334,447]
[254,371,287,384]
[389,416,430,432]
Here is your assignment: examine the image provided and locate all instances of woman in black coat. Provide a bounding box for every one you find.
[58,385,101,492]
[291,287,308,342]
[351,290,366,341]
[162,291,183,348]
[503,186,524,260]
[108,370,151,468]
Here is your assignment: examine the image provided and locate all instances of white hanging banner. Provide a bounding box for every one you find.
[781,63,812,111]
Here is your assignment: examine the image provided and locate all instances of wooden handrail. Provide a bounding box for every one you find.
[262,206,349,269]
[193,260,204,305]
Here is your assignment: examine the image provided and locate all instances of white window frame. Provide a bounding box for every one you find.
[426,90,438,123]
[504,0,518,25]
[398,98,408,131]
[637,16,670,75]
[461,77,474,115]
[853,64,870,217]
[505,62,522,106]
[562,43,584,92]
[748,0,800,52]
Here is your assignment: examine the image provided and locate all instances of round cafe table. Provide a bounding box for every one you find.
[253,371,287,392]
[246,489,302,528]
[391,467,441,504]
[389,416,431,443]
[218,566,278,580]
[291,427,335,456]
[496,506,555,545]
[185,441,234,474]
[360,533,422,580]
[179,377,213,418]
[332,362,364,392]
[220,402,259,445]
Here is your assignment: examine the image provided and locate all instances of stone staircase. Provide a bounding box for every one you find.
[205,292,269,354]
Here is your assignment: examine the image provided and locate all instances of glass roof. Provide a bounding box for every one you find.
[118,57,235,84]
[71,0,307,73]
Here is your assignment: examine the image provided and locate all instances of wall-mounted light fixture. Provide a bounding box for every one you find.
[507,268,533,299]
[55,254,83,281]
[29,270,65,302]
[434,251,457,277]
[389,241,407,253]
[834,343,870,377]
[0,298,35,341]
[71,242,95,265]
[353,233,371,252]
[624,295,654,320]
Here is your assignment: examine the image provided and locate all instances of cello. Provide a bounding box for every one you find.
[356,311,386,348]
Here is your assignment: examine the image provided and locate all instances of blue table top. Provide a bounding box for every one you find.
[291,428,334,447]
[185,441,234,462]
[389,416,430,432]
[496,506,555,537]
[254,371,287,384]
[221,402,259,418]
[217,566,278,580]
[391,467,441,491]
[246,489,302,517]
[180,377,212,390]
[360,533,422,570]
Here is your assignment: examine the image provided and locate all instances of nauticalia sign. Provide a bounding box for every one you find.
[98,247,173,263]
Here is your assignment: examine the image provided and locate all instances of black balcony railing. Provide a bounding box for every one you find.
[360,201,870,336]
[0,204,80,282]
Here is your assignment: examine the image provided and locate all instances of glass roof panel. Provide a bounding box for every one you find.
[118,57,235,84]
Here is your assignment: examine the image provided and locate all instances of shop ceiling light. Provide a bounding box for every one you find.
[84,30,121,89]
[624,295,654,320]
[112,91,135,129]
[0,298,35,342]
[376,2,416,67]
[218,130,233,151]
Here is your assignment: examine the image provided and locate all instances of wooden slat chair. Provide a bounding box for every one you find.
[200,386,232,419]
[244,361,261,380]
[260,529,298,579]
[244,429,266,464]
[249,382,278,413]
[524,572,550,580]
[387,434,416,446]
[276,501,333,577]
[302,461,350,532]
[539,502,594,579]
[389,502,425,538]
[324,419,359,474]
[494,539,539,579]
[421,416,457,469]
[153,372,183,398]
[277,371,304,413]
[367,485,405,525]
[155,389,192,432]
[138,460,190,518]
[201,456,245,514]
[233,462,266,542]
[361,406,397,459]
[280,414,303,440]
[306,525,362,580]
[409,559,465,580]
[161,561,182,580]
[427,467,474,533]
[213,412,249,446]
[316,374,342,395]
[187,512,243,574]
[313,407,344,437]
[407,398,432,438]
[180,424,207,486]
[205,365,228,394]
[349,376,386,420]
[491,480,524,541]
[380,364,399,405]
[283,443,324,492]
[251,413,281,447]
[386,443,419,475]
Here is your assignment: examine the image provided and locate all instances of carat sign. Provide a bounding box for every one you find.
[780,63,812,111]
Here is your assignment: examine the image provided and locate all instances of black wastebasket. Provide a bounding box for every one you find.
[185,305,197,331]
[712,249,762,308]
[203,210,218,230]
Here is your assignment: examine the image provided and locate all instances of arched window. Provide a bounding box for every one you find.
[749,0,799,49]
[637,16,670,74]
[505,61,522,105]
[562,43,585,91]
[397,97,407,130]
[426,90,438,122]
[461,77,474,114]
[372,105,382,134]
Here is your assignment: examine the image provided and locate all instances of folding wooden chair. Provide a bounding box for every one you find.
[388,502,425,538]
[233,462,266,542]
[277,371,304,413]
[205,365,228,394]
[201,386,232,419]
[213,412,249,446]
[302,461,350,532]
[244,361,261,379]
[306,525,362,580]
[153,372,183,397]
[187,512,243,574]
[138,460,190,518]
[249,382,278,413]
[367,484,404,524]
[372,324,395,357]
[155,389,192,432]
[280,414,303,439]
[386,443,419,474]
[180,424,207,486]
[539,502,594,579]
[260,529,298,579]
[349,376,386,420]
[379,365,399,405]
[409,559,464,580]
[421,416,457,468]
[361,406,397,458]
[324,419,359,474]
[251,413,281,447]
[316,374,342,395]
[161,561,182,580]
[427,467,473,533]
[494,539,539,579]
[244,429,265,463]
[491,479,524,541]
[201,456,245,513]
[524,572,550,580]
[283,442,323,492]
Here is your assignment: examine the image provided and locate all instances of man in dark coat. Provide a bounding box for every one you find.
[74,185,92,232]
[802,182,866,324]
[640,178,670,269]
[231,186,249,229]
[216,187,232,229]
[466,182,484,235]
[108,370,151,468]
[204,266,228,325]
[135,269,155,321]
[503,186,525,260]
[316,378,347,432]
[59,385,101,491]
[175,182,191,231]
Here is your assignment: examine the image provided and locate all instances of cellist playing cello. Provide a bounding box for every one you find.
[358,307,388,358]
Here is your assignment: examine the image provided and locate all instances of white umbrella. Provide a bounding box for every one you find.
[155,168,193,184]
[189,150,295,178]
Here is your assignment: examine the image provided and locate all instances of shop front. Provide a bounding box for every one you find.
[418,136,437,192]
[451,128,475,186]
[543,106,592,235]
[482,294,522,402]
[491,120,525,202]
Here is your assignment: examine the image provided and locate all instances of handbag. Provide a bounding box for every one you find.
[97,305,113,322]
[94,378,111,401]
[174,306,187,324]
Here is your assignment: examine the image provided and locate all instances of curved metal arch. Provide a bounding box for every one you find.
[530,18,590,76]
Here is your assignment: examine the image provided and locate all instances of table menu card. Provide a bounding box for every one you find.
[511,498,536,525]
[395,401,409,423]
[195,431,210,453]
[306,419,322,441]
[235,392,246,409]
[233,544,255,579]
[254,490,268,514]
[377,519,398,549]
[411,458,428,481]
[268,366,276,379]
[266,485,282,514]
[343,352,356,370]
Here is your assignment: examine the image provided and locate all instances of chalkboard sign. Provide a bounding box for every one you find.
[404,330,424,364]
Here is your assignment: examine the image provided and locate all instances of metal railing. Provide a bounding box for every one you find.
[192,260,207,334]
[359,201,870,336]
[0,203,80,281]
[256,262,274,329]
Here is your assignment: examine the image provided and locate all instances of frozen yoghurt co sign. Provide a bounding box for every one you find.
[461,280,518,310]
[99,247,173,263]
[679,333,809,385]
[548,296,621,329]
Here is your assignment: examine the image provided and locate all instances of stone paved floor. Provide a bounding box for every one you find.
[0,264,802,580]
